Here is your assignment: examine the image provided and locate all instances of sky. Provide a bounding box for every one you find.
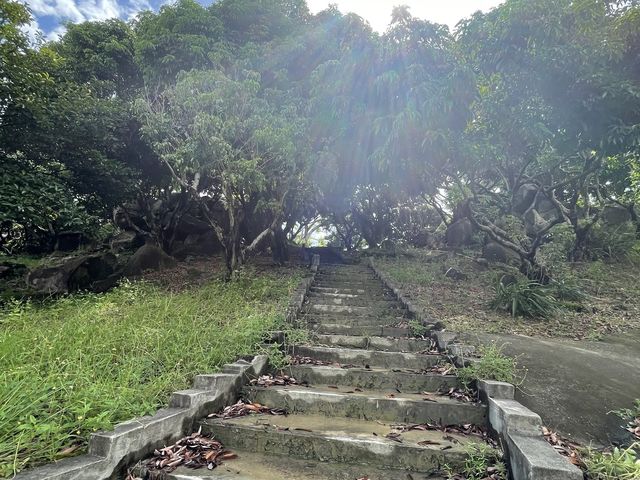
[25,0,505,41]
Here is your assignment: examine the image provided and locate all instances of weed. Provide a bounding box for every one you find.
[0,267,301,476]
[611,399,640,423]
[409,319,430,338]
[456,345,519,389]
[582,443,640,480]
[444,443,507,480]
[490,277,557,319]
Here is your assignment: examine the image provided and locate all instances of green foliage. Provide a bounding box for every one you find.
[588,222,638,261]
[491,277,558,319]
[582,443,640,480]
[611,399,640,423]
[0,268,300,475]
[445,443,507,480]
[456,345,519,389]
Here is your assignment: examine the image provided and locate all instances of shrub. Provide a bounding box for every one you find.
[588,221,637,261]
[456,344,519,389]
[491,277,557,319]
[582,443,640,480]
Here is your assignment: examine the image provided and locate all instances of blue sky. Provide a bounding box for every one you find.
[24,0,504,41]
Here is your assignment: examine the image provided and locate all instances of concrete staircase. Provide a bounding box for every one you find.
[167,264,489,479]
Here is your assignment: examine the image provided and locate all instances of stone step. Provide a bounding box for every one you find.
[314,274,380,283]
[304,317,402,328]
[311,286,371,295]
[290,345,443,370]
[301,306,408,319]
[310,323,411,337]
[246,385,486,426]
[307,293,398,307]
[164,450,444,479]
[313,279,386,288]
[199,414,475,473]
[312,334,436,353]
[287,365,460,392]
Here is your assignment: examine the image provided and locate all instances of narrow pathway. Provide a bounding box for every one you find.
[169,263,489,479]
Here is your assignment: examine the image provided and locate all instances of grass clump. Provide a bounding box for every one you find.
[444,443,507,480]
[582,443,640,480]
[491,277,558,319]
[0,266,301,477]
[457,344,519,389]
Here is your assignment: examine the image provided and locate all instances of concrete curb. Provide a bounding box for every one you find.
[15,264,318,480]
[368,256,583,480]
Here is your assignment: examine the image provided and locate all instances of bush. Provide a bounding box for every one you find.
[456,344,519,389]
[582,443,640,480]
[588,221,637,261]
[491,277,557,319]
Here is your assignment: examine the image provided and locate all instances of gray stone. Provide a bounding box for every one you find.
[123,243,178,276]
[524,209,550,236]
[478,380,515,402]
[602,204,632,226]
[508,434,583,480]
[445,218,474,247]
[433,331,458,350]
[448,344,476,357]
[27,252,119,294]
[55,231,90,252]
[489,397,542,437]
[444,267,468,281]
[483,241,519,265]
[110,231,145,253]
[513,184,538,215]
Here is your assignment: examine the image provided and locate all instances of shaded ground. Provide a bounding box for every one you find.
[460,330,640,447]
[377,249,640,340]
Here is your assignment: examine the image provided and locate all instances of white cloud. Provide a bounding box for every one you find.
[25,0,125,23]
[306,0,505,31]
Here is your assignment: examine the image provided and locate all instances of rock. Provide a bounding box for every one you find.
[524,209,549,236]
[483,241,519,265]
[172,231,221,260]
[27,253,119,294]
[110,231,145,253]
[380,239,397,256]
[499,273,519,287]
[55,231,90,252]
[602,204,632,226]
[123,244,178,276]
[0,262,28,280]
[444,267,468,281]
[513,184,538,215]
[445,218,473,247]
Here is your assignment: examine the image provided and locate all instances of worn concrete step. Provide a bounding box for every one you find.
[302,316,409,328]
[287,365,460,392]
[310,323,411,337]
[312,334,436,353]
[199,414,475,473]
[307,293,398,307]
[246,385,486,426]
[314,275,380,283]
[290,345,443,370]
[313,277,384,288]
[165,450,444,479]
[311,286,371,295]
[301,306,408,319]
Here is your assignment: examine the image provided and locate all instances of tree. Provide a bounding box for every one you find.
[137,68,308,277]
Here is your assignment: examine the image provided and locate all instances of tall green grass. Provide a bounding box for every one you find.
[0,267,301,477]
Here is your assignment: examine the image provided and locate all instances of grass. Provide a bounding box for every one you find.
[0,264,302,477]
[444,443,507,480]
[376,248,640,339]
[581,443,640,480]
[456,344,520,389]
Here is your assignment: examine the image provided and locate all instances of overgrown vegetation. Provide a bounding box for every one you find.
[581,443,640,480]
[0,266,301,476]
[444,443,507,480]
[456,345,519,389]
